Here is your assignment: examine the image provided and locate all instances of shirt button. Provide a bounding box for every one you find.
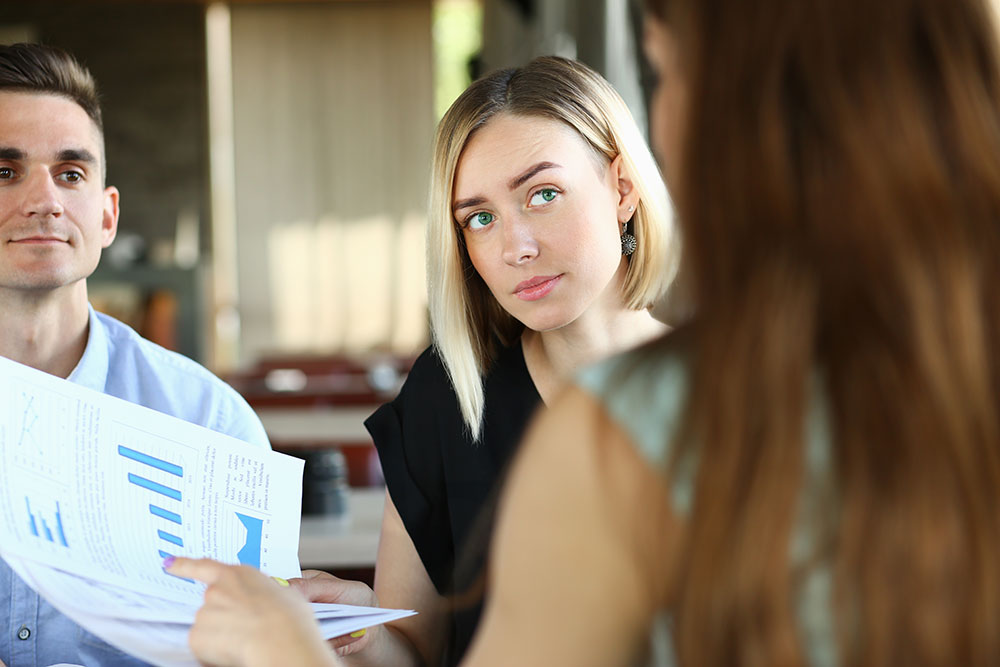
[17,624,30,640]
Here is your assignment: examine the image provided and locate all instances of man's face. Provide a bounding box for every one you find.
[0,92,118,294]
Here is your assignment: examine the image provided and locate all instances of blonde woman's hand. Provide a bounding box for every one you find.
[290,570,378,657]
[166,557,337,667]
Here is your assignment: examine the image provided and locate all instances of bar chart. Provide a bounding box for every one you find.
[24,497,69,548]
[117,443,190,576]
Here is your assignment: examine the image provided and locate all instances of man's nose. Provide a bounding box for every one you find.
[21,171,64,218]
[501,215,538,266]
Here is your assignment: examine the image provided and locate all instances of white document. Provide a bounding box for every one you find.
[0,355,414,666]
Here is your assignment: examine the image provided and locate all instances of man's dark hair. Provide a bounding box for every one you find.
[0,43,102,133]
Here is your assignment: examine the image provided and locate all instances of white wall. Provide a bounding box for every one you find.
[230,1,434,362]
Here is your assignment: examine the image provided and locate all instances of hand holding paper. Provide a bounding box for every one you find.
[290,570,380,657]
[166,557,339,667]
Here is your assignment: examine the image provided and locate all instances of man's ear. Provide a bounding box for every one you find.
[101,186,120,248]
[610,154,640,223]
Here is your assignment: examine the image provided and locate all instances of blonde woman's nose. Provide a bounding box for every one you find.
[501,216,538,266]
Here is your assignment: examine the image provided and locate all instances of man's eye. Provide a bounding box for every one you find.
[59,171,83,183]
[0,167,15,180]
[467,211,496,230]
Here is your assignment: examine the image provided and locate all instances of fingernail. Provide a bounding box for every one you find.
[162,556,175,568]
[350,629,366,638]
[272,576,290,587]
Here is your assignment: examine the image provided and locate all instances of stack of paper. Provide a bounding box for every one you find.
[0,356,413,667]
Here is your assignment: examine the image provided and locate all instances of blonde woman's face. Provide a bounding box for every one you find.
[452,114,636,333]
[644,17,686,192]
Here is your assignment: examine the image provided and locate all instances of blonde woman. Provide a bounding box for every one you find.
[169,56,675,666]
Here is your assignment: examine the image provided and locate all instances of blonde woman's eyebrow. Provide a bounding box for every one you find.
[507,161,561,190]
[453,196,487,214]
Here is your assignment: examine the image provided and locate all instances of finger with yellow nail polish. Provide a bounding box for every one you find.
[328,623,375,657]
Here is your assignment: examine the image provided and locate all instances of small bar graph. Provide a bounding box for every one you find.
[25,497,68,547]
[118,445,183,477]
[128,474,181,501]
[149,504,182,525]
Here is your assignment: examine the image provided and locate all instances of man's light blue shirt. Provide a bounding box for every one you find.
[1,306,270,666]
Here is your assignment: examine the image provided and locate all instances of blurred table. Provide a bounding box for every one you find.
[298,486,384,570]
[257,406,378,444]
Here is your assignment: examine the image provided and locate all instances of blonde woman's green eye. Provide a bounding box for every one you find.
[529,188,558,206]
[468,211,495,230]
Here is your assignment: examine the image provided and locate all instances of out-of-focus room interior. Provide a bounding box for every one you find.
[0,0,649,584]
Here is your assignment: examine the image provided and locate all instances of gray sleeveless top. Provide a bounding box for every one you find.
[576,348,837,666]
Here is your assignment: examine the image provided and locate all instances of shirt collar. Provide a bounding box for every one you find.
[67,304,110,392]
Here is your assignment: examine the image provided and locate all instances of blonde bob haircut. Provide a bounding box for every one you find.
[428,55,677,438]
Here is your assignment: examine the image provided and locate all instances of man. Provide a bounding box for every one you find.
[0,43,270,665]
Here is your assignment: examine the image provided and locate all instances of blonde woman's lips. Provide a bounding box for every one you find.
[514,274,561,301]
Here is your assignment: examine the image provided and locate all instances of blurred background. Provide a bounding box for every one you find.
[0,0,648,368]
[0,0,649,579]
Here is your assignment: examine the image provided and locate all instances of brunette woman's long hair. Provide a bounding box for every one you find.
[646,0,1000,664]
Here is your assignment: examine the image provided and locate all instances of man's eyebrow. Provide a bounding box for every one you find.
[57,148,97,165]
[0,147,25,161]
[453,196,487,214]
[507,161,561,190]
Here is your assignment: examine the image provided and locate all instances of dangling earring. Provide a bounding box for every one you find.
[621,206,636,256]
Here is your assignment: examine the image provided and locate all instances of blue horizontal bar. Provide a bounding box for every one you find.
[118,445,183,477]
[149,504,182,525]
[164,569,195,584]
[158,530,183,547]
[128,474,181,501]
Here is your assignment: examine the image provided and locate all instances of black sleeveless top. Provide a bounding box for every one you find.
[365,341,542,665]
